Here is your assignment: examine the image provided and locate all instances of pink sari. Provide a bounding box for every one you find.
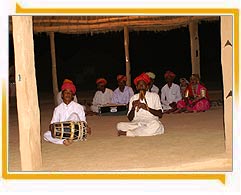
[177,83,210,112]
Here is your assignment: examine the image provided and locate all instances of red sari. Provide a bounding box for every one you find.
[177,83,210,112]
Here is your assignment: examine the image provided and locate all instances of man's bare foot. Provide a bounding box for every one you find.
[63,139,73,146]
[117,130,126,136]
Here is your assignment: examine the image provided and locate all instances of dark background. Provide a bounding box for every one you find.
[9,19,222,92]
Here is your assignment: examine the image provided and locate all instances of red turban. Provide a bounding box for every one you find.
[164,71,176,78]
[96,78,107,85]
[117,75,127,82]
[134,73,151,86]
[61,82,76,94]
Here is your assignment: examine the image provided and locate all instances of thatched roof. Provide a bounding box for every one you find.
[9,16,219,34]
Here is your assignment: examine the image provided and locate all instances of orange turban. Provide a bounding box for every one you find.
[61,82,76,94]
[164,71,176,78]
[134,73,151,86]
[63,79,73,84]
[96,78,107,85]
[117,75,127,82]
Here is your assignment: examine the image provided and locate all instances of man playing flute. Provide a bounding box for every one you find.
[117,73,164,137]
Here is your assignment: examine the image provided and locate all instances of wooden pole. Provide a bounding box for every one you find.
[124,26,131,86]
[189,21,200,76]
[49,32,59,106]
[12,16,42,171]
[220,16,233,155]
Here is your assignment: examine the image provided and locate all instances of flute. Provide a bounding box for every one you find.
[137,90,149,112]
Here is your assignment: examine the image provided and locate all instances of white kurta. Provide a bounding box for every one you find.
[90,88,113,112]
[56,91,78,105]
[161,83,182,111]
[117,91,164,137]
[111,86,134,105]
[44,101,86,144]
[149,84,159,94]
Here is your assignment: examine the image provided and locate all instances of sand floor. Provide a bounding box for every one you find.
[8,90,232,172]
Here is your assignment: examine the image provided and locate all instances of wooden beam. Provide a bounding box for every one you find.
[189,21,200,76]
[49,32,59,106]
[9,16,219,34]
[124,26,131,87]
[220,16,233,155]
[12,16,42,171]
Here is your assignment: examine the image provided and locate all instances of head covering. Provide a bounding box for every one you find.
[180,78,189,84]
[61,82,76,94]
[164,71,176,79]
[146,72,156,79]
[96,78,107,85]
[190,74,200,81]
[63,79,73,84]
[117,74,127,82]
[134,73,151,86]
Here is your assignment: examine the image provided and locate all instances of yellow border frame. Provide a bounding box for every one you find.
[2,3,240,185]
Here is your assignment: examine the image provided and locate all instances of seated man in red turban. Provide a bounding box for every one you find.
[56,79,78,105]
[90,78,113,113]
[160,71,182,113]
[44,81,91,146]
[117,73,164,137]
[111,74,134,105]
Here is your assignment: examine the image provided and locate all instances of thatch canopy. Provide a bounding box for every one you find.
[9,16,219,34]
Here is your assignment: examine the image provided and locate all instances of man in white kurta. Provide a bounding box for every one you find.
[90,78,113,113]
[161,83,182,110]
[44,81,88,145]
[112,74,134,105]
[44,101,86,144]
[161,71,182,112]
[117,73,164,137]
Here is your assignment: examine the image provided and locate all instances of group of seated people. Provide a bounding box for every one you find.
[87,70,210,115]
[44,71,210,146]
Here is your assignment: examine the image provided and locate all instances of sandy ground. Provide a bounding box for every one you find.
[8,90,232,172]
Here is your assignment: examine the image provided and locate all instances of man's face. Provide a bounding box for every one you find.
[136,80,148,92]
[165,76,174,83]
[62,89,74,104]
[97,83,106,91]
[118,80,126,90]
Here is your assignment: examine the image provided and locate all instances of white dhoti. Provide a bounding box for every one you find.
[117,119,164,137]
[44,130,64,144]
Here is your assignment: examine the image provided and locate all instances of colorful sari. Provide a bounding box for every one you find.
[177,83,210,112]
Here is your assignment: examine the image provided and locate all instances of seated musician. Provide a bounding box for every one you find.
[90,78,113,113]
[160,71,182,113]
[111,74,134,106]
[44,81,91,146]
[117,72,165,137]
[174,74,210,113]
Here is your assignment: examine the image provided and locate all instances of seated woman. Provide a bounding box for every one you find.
[175,74,210,113]
[179,78,189,98]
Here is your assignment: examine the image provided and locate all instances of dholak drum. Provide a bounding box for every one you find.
[52,121,87,141]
